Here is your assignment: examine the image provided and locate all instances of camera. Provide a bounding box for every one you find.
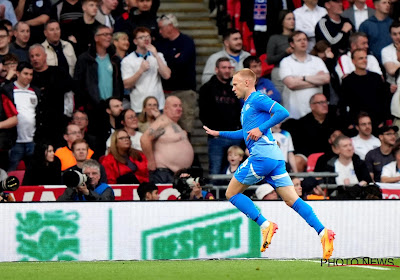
[173,176,207,200]
[63,170,91,188]
[0,176,20,202]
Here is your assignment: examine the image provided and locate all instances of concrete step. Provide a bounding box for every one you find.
[191,136,207,145]
[196,55,211,64]
[194,118,203,126]
[179,16,214,22]
[194,38,221,46]
[162,11,212,19]
[159,2,207,12]
[196,46,221,56]
[179,20,216,29]
[195,65,205,75]
[192,127,206,136]
[193,145,208,154]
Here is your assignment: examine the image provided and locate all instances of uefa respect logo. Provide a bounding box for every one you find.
[16,210,80,261]
[141,208,260,260]
[321,257,399,268]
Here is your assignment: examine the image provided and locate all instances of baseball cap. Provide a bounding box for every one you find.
[255,184,275,200]
[378,125,399,135]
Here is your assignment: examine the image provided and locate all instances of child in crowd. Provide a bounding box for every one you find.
[224,145,244,174]
[271,122,298,172]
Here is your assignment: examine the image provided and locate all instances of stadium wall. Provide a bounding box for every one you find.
[0,201,399,261]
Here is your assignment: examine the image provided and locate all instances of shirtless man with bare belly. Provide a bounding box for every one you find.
[140,96,194,183]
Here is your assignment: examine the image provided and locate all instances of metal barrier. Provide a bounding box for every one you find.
[207,172,338,199]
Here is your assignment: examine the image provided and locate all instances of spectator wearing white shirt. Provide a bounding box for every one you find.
[351,112,381,160]
[381,21,400,89]
[121,26,170,114]
[280,31,330,119]
[381,142,400,183]
[272,122,298,172]
[331,135,372,186]
[293,0,327,52]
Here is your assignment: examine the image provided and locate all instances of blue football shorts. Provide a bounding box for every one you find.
[234,156,293,188]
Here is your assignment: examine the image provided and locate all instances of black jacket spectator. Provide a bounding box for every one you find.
[73,44,123,110]
[199,75,242,132]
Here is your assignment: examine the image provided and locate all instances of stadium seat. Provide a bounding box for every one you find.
[16,160,26,170]
[306,153,324,172]
[7,170,25,186]
[259,53,274,77]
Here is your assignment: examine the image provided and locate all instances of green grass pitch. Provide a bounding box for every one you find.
[1,259,399,280]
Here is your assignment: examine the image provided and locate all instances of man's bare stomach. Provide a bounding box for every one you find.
[154,140,194,173]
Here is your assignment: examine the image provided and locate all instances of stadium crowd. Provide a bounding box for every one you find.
[0,0,399,201]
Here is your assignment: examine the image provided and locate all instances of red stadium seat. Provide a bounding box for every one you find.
[307,153,324,172]
[259,53,275,77]
[16,160,26,170]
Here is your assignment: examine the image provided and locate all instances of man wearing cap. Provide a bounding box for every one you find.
[365,125,398,182]
[315,0,355,58]
[255,184,279,200]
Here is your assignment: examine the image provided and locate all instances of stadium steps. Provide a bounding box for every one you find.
[159,0,220,175]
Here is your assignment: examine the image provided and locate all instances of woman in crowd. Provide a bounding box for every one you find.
[138,96,160,133]
[266,10,295,95]
[106,109,142,153]
[101,129,149,184]
[112,32,130,61]
[22,143,62,185]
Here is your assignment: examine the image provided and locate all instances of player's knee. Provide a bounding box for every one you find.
[225,189,233,200]
[284,198,296,207]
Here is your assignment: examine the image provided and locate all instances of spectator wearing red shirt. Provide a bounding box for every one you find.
[101,128,149,184]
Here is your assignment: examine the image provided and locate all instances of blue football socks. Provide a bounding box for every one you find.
[292,197,324,234]
[229,193,267,226]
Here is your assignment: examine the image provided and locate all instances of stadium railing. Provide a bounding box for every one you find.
[207,172,338,199]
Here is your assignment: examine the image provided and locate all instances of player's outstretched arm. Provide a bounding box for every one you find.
[204,126,243,140]
[203,126,220,137]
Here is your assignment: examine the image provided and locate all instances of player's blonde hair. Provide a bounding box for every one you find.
[227,145,245,157]
[234,68,256,85]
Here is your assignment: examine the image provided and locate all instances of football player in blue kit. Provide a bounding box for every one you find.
[203,68,335,259]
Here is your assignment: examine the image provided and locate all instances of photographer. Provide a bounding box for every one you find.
[57,159,115,201]
[0,175,19,202]
[174,169,215,200]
